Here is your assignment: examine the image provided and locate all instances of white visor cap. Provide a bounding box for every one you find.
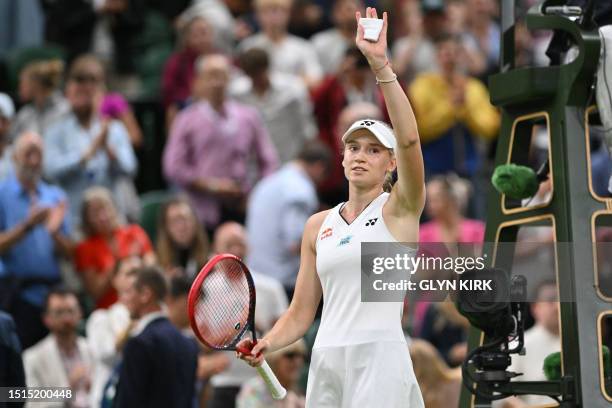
[341,119,397,150]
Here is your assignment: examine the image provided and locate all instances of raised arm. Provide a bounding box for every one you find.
[356,8,425,214]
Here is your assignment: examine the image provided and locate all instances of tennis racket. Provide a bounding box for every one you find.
[187,253,287,400]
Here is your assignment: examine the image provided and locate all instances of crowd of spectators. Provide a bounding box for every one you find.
[0,0,609,407]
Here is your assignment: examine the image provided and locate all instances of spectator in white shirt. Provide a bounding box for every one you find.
[238,0,323,90]
[86,256,142,407]
[231,47,317,164]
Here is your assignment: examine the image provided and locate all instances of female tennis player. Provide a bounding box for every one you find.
[238,7,425,407]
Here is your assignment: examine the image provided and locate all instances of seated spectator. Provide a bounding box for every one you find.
[0,132,72,349]
[75,187,155,310]
[497,281,561,408]
[23,288,93,407]
[156,196,209,280]
[209,222,288,408]
[231,47,317,164]
[163,54,279,233]
[408,33,499,179]
[0,93,15,181]
[311,0,362,75]
[419,174,485,243]
[409,339,462,408]
[238,0,323,89]
[236,340,306,408]
[86,256,141,407]
[162,14,216,128]
[43,54,137,228]
[0,311,25,406]
[114,267,198,408]
[246,141,331,298]
[11,59,70,140]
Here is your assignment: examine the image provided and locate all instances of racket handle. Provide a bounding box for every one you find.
[256,359,287,400]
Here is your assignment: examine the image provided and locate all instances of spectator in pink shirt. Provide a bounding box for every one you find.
[412,174,484,344]
[163,54,279,232]
[419,174,484,243]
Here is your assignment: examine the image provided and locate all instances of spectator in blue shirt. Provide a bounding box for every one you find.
[246,141,331,299]
[43,54,137,228]
[0,131,73,349]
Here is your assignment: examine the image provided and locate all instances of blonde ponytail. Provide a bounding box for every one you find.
[383,170,395,192]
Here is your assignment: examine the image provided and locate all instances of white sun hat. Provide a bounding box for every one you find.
[341,119,397,150]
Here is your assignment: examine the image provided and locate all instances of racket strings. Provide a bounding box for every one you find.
[194,260,251,348]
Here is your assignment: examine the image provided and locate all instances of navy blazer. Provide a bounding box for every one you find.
[113,316,198,408]
[0,311,25,408]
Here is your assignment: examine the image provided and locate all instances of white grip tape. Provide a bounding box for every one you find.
[256,359,287,400]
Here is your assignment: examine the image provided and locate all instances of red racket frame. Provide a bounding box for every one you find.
[187,253,258,354]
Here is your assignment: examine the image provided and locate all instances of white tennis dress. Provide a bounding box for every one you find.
[306,192,424,407]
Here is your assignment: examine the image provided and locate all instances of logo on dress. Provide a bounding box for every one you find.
[320,227,333,240]
[338,235,353,247]
[365,218,378,226]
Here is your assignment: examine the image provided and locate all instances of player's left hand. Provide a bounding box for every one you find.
[355,7,389,70]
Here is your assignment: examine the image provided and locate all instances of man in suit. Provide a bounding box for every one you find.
[23,287,93,408]
[0,311,25,408]
[113,266,198,408]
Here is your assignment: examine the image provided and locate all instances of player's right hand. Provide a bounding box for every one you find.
[236,338,270,367]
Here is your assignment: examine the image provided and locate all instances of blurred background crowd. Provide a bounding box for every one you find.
[0,0,609,407]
